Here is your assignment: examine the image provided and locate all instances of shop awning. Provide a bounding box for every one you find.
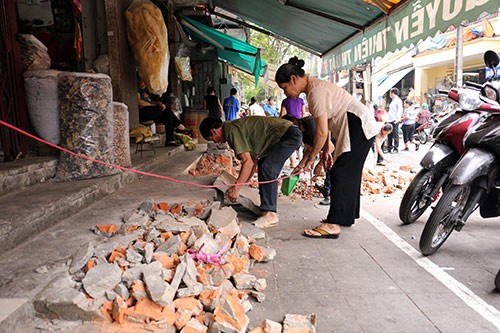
[210,0,500,73]
[180,16,266,84]
[374,66,414,98]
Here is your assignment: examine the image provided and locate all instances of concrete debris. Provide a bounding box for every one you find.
[283,314,317,333]
[188,153,235,176]
[249,291,266,303]
[91,224,118,237]
[82,263,122,299]
[36,199,285,329]
[69,242,94,274]
[214,171,261,216]
[34,273,101,321]
[361,167,414,195]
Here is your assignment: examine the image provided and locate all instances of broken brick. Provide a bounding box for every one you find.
[181,317,208,333]
[128,298,176,323]
[248,244,264,262]
[112,295,127,324]
[174,297,203,316]
[213,289,249,332]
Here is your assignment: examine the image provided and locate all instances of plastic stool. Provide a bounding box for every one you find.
[135,120,159,156]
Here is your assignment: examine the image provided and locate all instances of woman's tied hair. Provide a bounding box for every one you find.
[275,56,306,84]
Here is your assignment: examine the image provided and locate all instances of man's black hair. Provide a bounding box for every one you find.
[199,117,223,140]
[230,88,237,95]
[390,88,400,96]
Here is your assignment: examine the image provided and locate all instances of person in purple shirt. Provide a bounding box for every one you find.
[279,96,306,119]
[223,88,240,121]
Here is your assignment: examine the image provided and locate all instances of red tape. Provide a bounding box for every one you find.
[0,119,302,189]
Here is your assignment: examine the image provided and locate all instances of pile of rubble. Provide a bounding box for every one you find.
[189,142,240,177]
[188,154,237,177]
[34,197,316,332]
[361,165,415,195]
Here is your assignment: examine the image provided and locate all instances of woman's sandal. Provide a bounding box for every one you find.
[303,226,340,239]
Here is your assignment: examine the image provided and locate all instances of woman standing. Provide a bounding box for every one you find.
[276,57,379,238]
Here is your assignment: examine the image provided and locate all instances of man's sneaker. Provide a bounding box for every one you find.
[314,183,329,198]
[319,197,330,205]
[415,143,420,151]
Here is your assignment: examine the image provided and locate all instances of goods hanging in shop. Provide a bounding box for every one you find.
[112,102,132,168]
[24,70,62,145]
[125,0,169,95]
[56,72,118,181]
[18,34,51,71]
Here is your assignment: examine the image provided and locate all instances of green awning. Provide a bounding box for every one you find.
[180,16,266,84]
[210,0,499,74]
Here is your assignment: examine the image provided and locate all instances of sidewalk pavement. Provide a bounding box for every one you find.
[1,140,499,332]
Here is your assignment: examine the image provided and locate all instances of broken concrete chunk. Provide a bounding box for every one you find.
[198,201,220,220]
[144,242,154,264]
[145,228,161,242]
[208,206,237,229]
[253,279,267,292]
[122,211,149,226]
[113,283,130,301]
[122,264,147,282]
[69,242,94,274]
[194,234,222,255]
[282,314,317,333]
[183,255,199,288]
[143,262,175,307]
[181,318,208,333]
[126,248,143,264]
[176,284,206,298]
[233,273,257,290]
[111,295,127,324]
[139,199,155,215]
[156,235,184,255]
[249,291,266,303]
[82,263,122,299]
[34,273,101,321]
[214,171,261,216]
[179,216,210,237]
[262,319,282,333]
[157,220,191,233]
[248,244,276,262]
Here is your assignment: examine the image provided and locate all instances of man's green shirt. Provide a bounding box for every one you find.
[223,116,292,159]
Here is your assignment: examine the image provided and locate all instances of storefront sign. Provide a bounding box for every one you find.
[322,0,500,74]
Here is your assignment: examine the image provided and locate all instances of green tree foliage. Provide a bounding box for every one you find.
[240,31,309,103]
[250,30,309,68]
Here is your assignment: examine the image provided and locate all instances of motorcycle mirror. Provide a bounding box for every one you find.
[484,50,500,71]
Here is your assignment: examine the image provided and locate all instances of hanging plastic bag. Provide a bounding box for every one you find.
[174,44,192,81]
[125,0,169,95]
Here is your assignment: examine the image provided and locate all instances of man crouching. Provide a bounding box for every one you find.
[199,116,302,228]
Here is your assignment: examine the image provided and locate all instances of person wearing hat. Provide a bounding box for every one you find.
[416,103,431,130]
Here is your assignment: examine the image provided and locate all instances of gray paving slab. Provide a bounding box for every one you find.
[345,293,438,333]
[407,293,499,333]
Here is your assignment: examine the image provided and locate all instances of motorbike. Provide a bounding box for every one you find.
[399,89,484,225]
[419,50,500,256]
[414,114,439,145]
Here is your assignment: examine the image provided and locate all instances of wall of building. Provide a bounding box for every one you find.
[104,0,139,127]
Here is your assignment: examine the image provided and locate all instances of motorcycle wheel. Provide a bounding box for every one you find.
[418,131,428,145]
[419,184,471,256]
[495,269,500,291]
[399,168,437,224]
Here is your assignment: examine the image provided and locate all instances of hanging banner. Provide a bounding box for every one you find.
[322,0,500,75]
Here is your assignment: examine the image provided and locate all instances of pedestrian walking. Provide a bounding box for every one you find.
[400,99,420,151]
[387,88,403,153]
[263,97,278,117]
[203,86,223,119]
[223,88,240,121]
[248,96,266,116]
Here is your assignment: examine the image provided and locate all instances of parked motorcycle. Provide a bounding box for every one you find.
[419,50,500,256]
[399,89,483,225]
[414,114,439,145]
